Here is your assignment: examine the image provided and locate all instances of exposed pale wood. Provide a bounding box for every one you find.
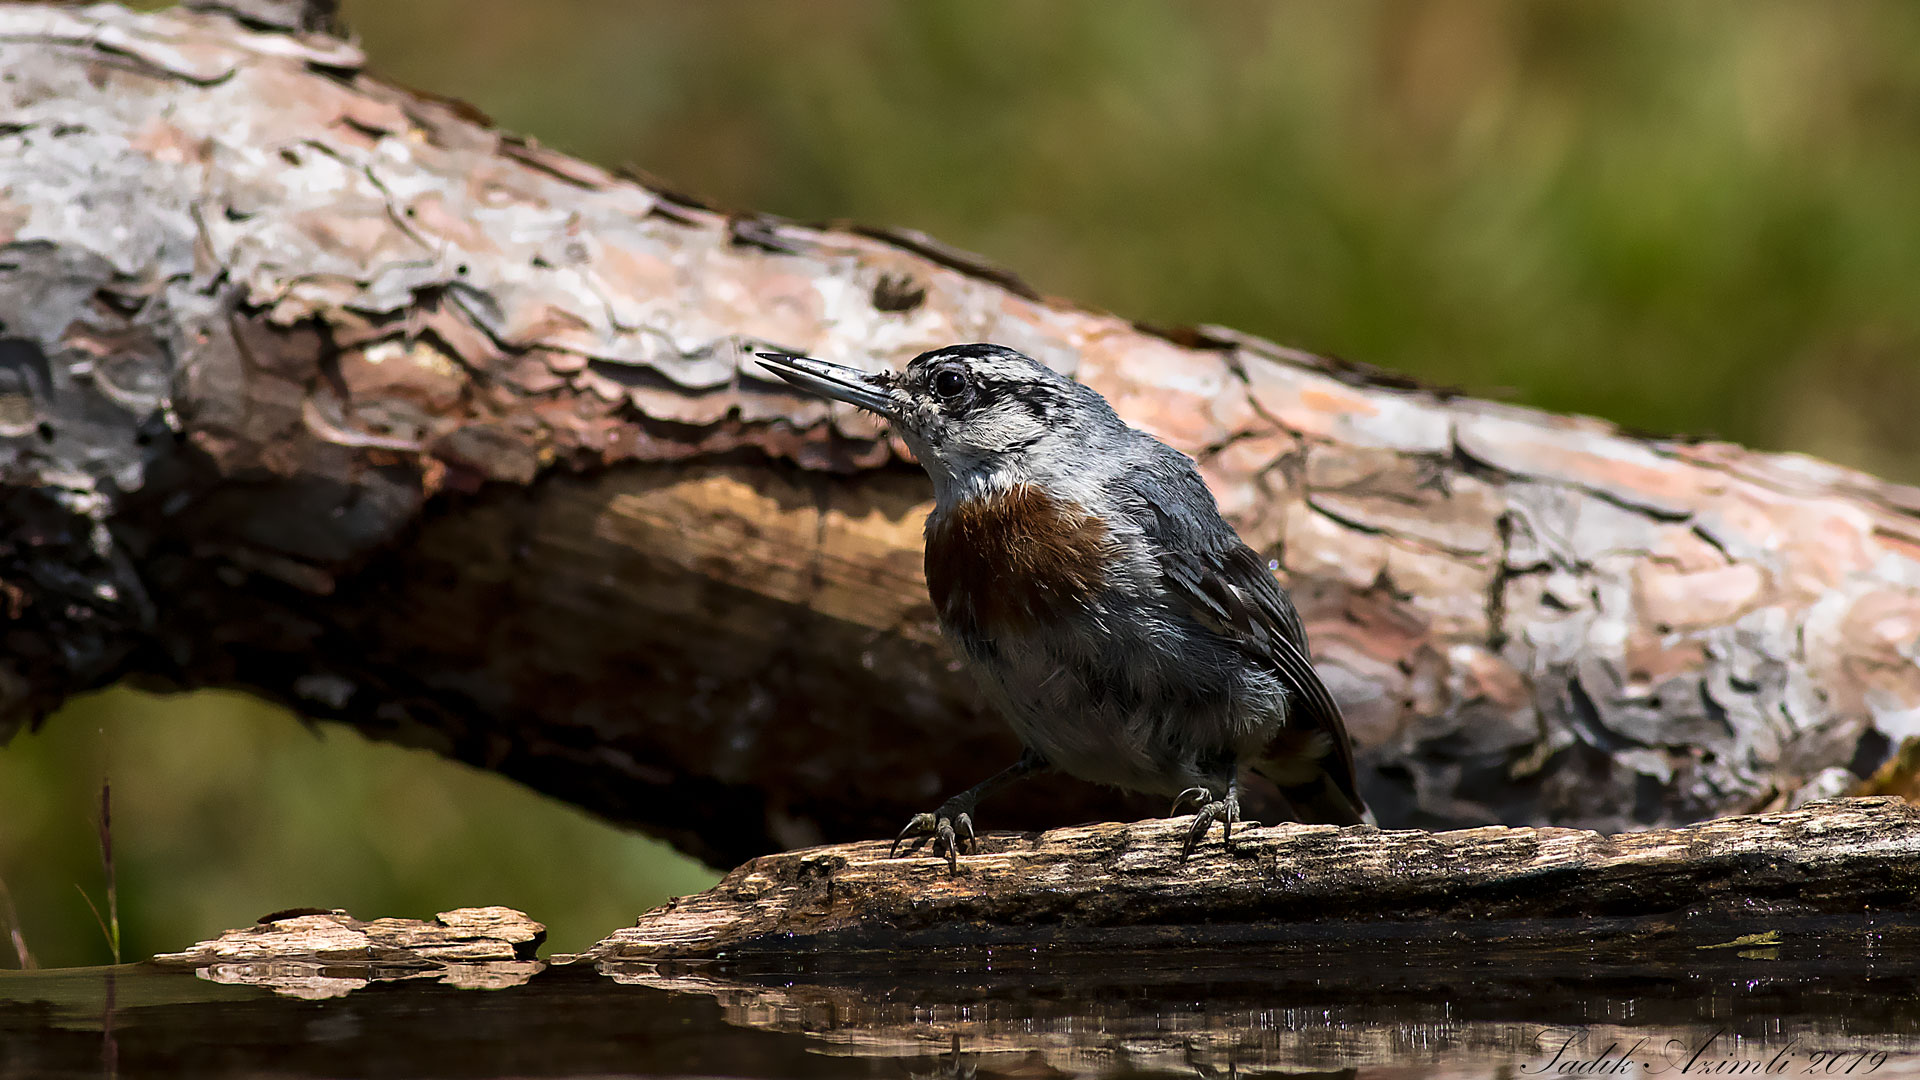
[4,3,1920,864]
[579,798,1920,959]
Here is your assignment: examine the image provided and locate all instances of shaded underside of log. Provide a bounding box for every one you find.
[581,798,1920,959]
[4,4,1920,863]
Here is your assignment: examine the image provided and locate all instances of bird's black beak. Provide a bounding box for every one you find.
[755,352,897,421]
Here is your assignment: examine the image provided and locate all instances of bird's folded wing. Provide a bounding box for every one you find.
[1114,449,1366,821]
[1156,542,1360,798]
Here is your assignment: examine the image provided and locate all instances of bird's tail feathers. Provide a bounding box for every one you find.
[1251,742,1371,827]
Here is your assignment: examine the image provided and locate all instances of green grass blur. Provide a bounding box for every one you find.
[0,691,717,968]
[7,1,1920,968]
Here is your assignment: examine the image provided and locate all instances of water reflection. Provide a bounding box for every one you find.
[195,958,546,999]
[4,917,1920,1078]
[600,922,1920,1077]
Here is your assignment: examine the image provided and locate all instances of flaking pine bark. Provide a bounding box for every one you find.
[2,3,1916,866]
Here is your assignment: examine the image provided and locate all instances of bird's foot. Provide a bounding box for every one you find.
[890,798,977,874]
[1179,788,1242,860]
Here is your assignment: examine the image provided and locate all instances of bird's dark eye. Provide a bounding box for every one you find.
[933,368,968,399]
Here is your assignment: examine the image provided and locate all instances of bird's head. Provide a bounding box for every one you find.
[757,343,1114,501]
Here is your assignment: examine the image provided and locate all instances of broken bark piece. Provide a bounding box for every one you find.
[151,906,546,998]
[154,905,544,965]
[576,798,1920,960]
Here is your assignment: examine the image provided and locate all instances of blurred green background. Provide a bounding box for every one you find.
[7,1,1920,968]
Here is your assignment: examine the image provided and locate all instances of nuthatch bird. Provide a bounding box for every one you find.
[758,344,1370,869]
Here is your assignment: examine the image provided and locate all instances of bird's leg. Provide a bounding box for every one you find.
[892,749,1046,873]
[1180,771,1243,860]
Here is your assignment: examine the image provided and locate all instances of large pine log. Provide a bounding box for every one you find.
[3,3,1918,864]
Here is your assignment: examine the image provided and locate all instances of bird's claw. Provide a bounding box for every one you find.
[1178,789,1242,861]
[1169,786,1213,816]
[891,805,977,873]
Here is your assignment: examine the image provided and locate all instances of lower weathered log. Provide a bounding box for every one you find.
[579,797,1920,959]
[140,800,1920,968]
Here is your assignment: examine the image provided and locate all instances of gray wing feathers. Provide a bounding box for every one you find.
[1118,445,1365,819]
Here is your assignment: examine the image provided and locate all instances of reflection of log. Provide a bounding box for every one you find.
[604,942,1920,1077]
[581,798,1920,958]
[6,3,1920,864]
[94,936,1920,1078]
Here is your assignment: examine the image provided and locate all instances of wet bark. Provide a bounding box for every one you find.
[580,797,1920,959]
[3,3,1918,865]
[152,906,546,998]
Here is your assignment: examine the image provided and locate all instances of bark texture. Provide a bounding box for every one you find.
[151,906,545,998]
[4,3,1919,863]
[578,797,1920,958]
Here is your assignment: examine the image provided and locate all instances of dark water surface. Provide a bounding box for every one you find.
[7,916,1920,1078]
